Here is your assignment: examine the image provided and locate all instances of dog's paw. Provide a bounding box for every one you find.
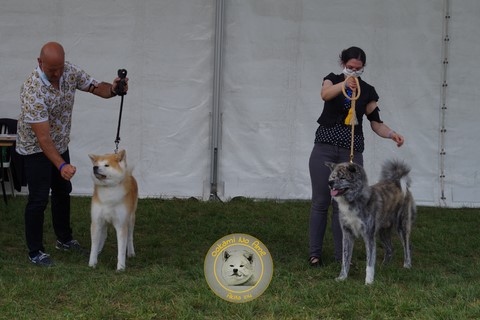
[88,256,97,268]
[335,275,347,282]
[365,266,375,284]
[365,271,375,284]
[403,262,412,269]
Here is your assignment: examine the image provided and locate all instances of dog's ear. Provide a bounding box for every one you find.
[223,250,231,261]
[243,251,254,263]
[88,154,97,164]
[116,149,126,162]
[347,163,357,173]
[325,162,336,171]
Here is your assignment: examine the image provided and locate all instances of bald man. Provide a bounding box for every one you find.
[16,42,129,267]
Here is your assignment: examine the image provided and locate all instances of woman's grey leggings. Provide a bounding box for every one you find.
[308,143,363,261]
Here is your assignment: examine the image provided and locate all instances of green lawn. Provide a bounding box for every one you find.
[1,196,479,319]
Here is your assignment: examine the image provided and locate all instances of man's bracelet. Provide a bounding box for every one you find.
[388,130,396,139]
[59,162,67,172]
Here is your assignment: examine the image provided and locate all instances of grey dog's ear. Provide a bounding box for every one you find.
[347,163,357,173]
[325,162,336,171]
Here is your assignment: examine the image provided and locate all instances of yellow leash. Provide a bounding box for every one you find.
[341,76,361,163]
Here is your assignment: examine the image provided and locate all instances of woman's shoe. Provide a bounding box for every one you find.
[308,256,322,267]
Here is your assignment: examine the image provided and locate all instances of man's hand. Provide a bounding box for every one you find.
[60,163,76,181]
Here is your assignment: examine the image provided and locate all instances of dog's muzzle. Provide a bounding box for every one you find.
[93,166,106,180]
[328,180,347,197]
[231,269,243,277]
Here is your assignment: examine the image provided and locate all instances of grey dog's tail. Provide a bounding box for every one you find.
[380,159,412,190]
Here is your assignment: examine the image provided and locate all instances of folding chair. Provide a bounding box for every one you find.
[0,120,16,202]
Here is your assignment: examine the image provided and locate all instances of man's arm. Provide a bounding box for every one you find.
[88,77,129,98]
[30,121,76,180]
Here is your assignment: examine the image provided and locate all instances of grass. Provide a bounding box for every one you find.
[1,196,480,319]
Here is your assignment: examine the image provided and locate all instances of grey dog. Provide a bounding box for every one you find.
[326,159,416,285]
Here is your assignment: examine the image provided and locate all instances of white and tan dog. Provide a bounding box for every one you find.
[88,149,138,271]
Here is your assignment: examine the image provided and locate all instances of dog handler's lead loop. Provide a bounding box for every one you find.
[341,75,361,163]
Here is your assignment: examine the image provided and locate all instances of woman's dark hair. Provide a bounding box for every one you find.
[339,46,366,66]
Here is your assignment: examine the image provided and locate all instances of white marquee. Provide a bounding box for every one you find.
[1,0,478,207]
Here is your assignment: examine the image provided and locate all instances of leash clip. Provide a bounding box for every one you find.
[114,139,120,154]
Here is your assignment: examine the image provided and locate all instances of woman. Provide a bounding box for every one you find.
[308,46,404,267]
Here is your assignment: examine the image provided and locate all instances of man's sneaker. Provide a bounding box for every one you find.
[56,239,86,254]
[29,251,54,267]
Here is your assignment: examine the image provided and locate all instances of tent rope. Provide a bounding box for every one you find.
[341,75,361,163]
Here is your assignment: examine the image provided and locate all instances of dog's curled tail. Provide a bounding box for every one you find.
[380,159,412,194]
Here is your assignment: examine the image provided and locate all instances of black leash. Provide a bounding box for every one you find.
[114,94,125,153]
[114,69,127,153]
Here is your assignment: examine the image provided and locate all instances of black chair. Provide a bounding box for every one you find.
[0,118,17,203]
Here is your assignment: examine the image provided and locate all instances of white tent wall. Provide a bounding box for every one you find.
[444,0,480,206]
[219,0,446,205]
[72,0,215,199]
[0,0,478,207]
[0,0,215,199]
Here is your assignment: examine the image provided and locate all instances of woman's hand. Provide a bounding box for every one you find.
[345,77,358,91]
[390,131,404,147]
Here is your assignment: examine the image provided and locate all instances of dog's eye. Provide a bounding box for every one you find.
[240,265,244,267]
[104,164,110,167]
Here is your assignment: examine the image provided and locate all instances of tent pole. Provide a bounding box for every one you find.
[209,0,225,201]
[439,0,450,206]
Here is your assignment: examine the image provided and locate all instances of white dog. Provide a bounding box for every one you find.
[88,150,138,271]
[221,249,257,286]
